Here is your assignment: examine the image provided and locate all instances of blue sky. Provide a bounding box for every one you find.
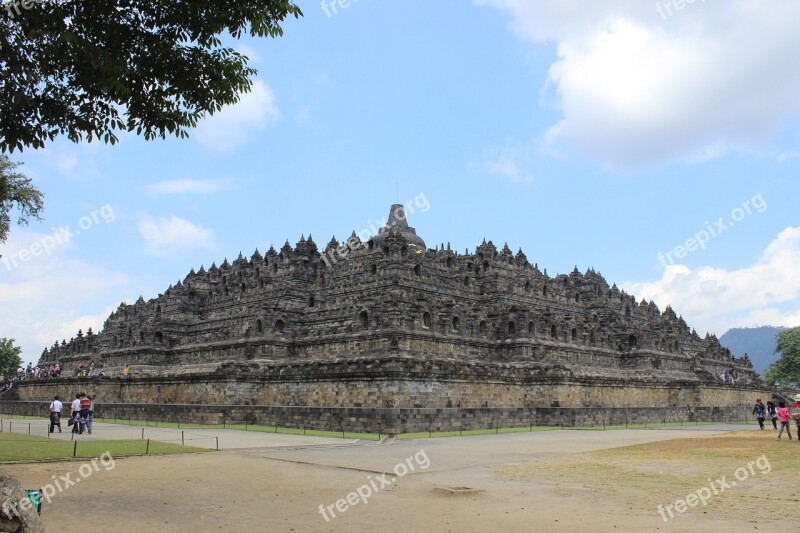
[2,0,799,364]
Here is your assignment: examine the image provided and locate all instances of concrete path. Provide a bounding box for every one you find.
[1,416,756,459]
[240,424,756,473]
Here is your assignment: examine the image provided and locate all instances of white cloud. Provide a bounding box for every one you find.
[776,150,800,163]
[138,215,215,255]
[55,153,79,174]
[145,178,236,196]
[729,308,800,330]
[624,227,800,336]
[194,80,281,152]
[477,1,800,168]
[235,44,262,66]
[484,145,534,185]
[0,256,130,363]
[25,142,105,182]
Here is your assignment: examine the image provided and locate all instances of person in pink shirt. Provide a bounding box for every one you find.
[777,402,792,440]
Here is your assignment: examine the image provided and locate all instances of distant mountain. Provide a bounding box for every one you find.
[719,326,787,374]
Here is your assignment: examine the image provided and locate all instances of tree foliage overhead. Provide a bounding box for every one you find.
[0,337,23,377]
[764,327,800,387]
[0,0,302,152]
[0,155,43,243]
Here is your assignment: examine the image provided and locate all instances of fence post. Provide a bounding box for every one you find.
[216,437,219,451]
[73,441,77,457]
[141,428,144,439]
[145,439,150,455]
[181,431,185,446]
[28,423,31,435]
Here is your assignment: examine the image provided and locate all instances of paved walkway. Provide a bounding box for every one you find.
[1,417,756,460]
[240,424,756,473]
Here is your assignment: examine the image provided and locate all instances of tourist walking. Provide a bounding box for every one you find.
[70,393,82,434]
[78,393,91,435]
[766,401,778,430]
[777,402,792,440]
[792,394,800,438]
[86,395,95,435]
[49,395,62,433]
[752,399,766,430]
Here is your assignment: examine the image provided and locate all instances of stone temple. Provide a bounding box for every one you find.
[8,205,766,431]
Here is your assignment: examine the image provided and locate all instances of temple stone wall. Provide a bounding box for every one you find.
[1,375,770,432]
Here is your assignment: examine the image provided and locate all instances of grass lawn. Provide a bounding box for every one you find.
[0,433,209,461]
[92,417,382,440]
[397,425,559,439]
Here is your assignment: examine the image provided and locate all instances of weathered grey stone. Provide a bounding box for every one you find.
[16,205,763,432]
[0,469,44,533]
[38,204,756,384]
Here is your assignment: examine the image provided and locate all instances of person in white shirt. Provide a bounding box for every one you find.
[49,395,63,433]
[70,393,82,433]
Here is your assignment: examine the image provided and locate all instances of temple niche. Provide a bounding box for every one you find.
[39,204,757,386]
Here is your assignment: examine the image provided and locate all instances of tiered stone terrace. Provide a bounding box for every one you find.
[5,205,765,431]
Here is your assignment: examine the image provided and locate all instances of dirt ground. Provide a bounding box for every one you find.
[5,425,797,532]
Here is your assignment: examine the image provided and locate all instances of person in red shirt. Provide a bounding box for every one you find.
[78,393,91,435]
